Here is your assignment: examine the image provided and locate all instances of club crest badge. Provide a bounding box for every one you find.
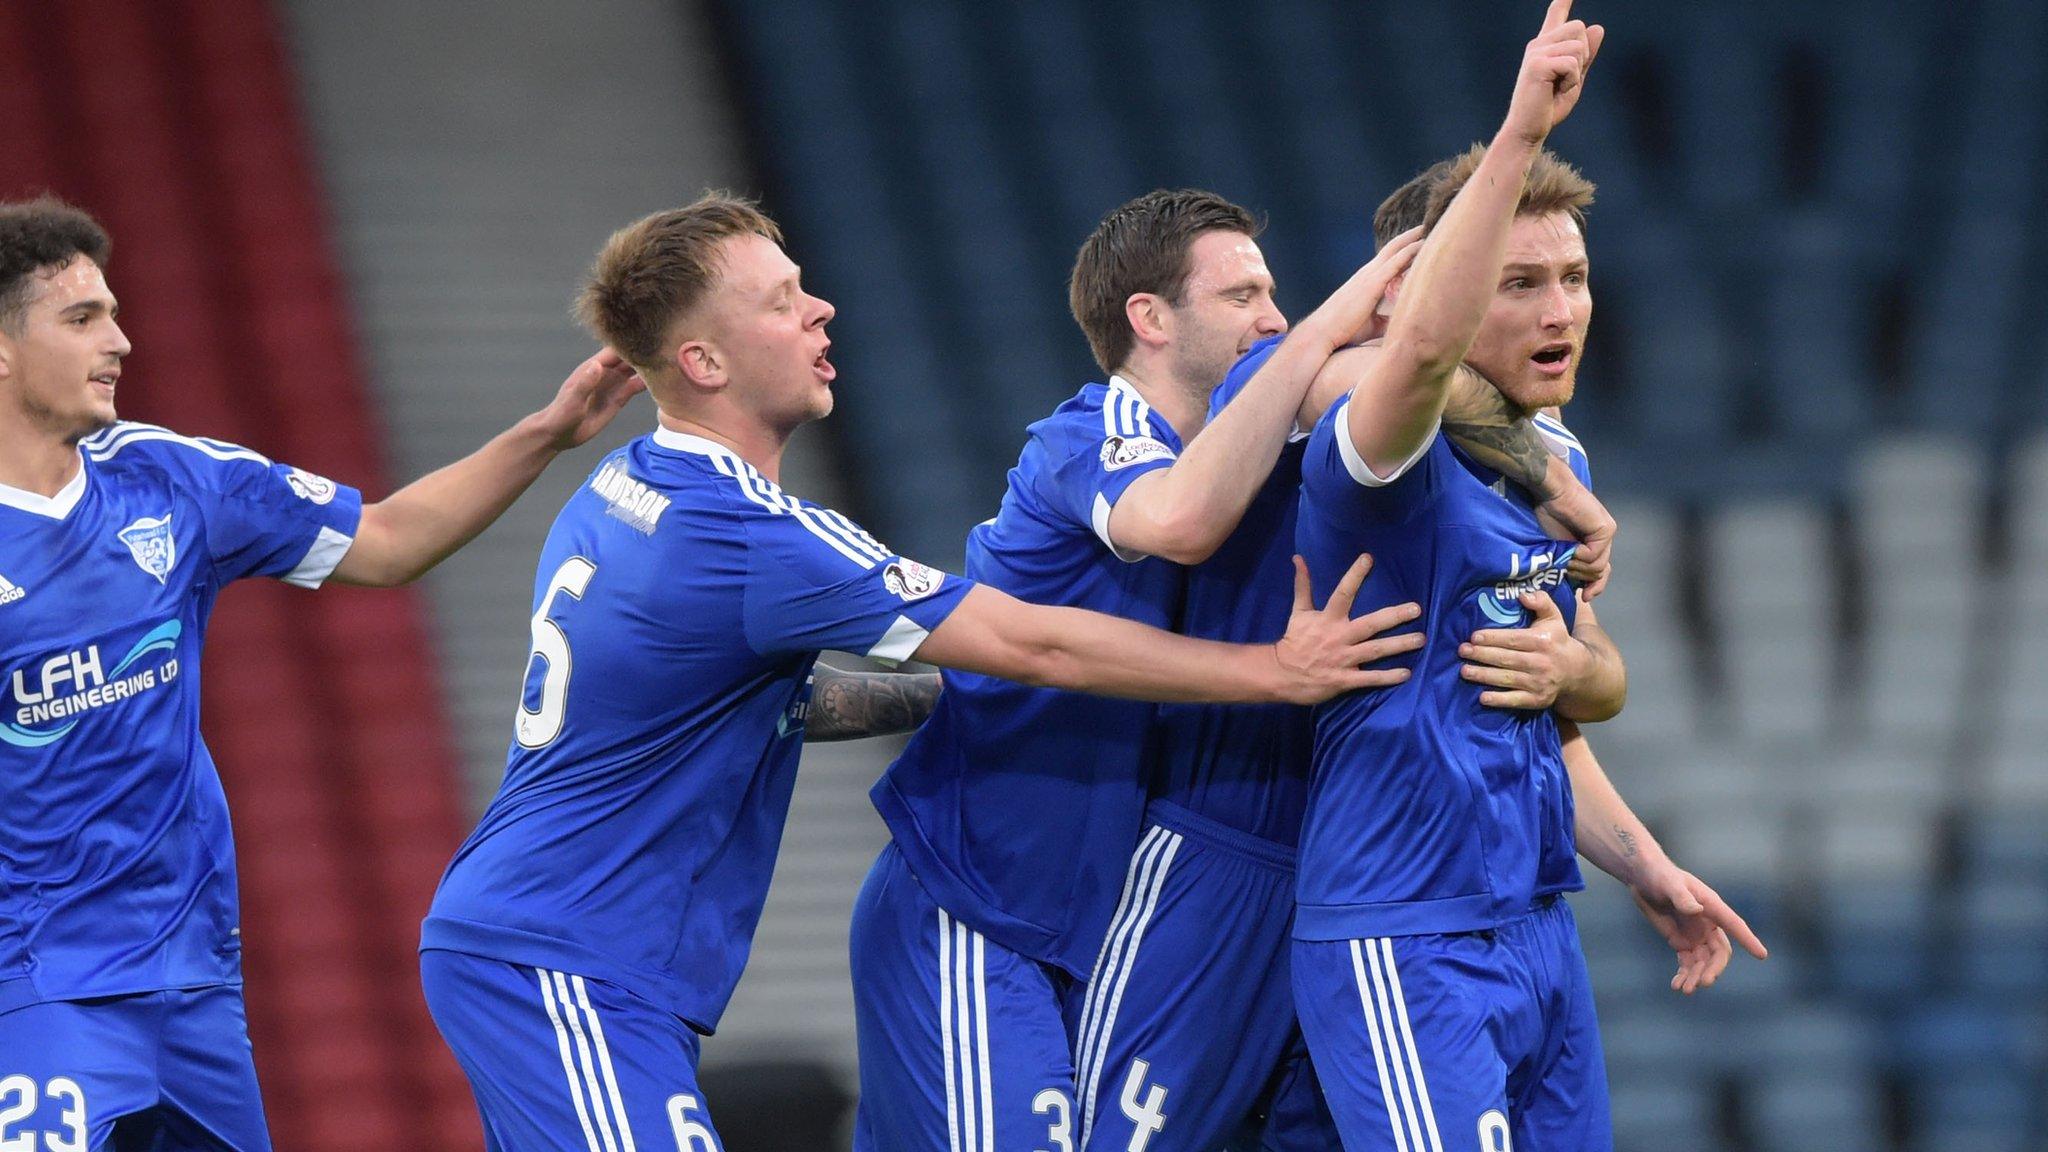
[117,514,178,584]
[285,467,337,505]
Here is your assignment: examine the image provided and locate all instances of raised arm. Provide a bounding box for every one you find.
[805,662,943,742]
[1343,1,1600,475]
[331,350,645,587]
[913,556,1422,706]
[1561,720,1767,994]
[1106,232,1422,565]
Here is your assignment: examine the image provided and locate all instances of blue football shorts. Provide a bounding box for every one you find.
[0,984,270,1152]
[420,949,726,1152]
[1070,799,1339,1152]
[849,841,1081,1152]
[1292,896,1611,1152]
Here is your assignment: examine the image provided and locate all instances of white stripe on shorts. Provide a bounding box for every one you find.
[538,968,606,1152]
[570,973,639,1152]
[1074,825,1181,1146]
[1350,940,1445,1152]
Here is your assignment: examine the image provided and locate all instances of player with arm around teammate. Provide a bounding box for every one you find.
[414,194,1419,1152]
[0,197,642,1152]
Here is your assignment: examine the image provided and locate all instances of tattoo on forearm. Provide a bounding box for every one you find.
[1440,367,1556,496]
[805,666,943,741]
[1615,825,1639,859]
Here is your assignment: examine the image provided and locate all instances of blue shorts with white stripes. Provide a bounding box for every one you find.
[421,949,725,1152]
[850,842,1079,1152]
[1292,897,1611,1152]
[1069,801,1339,1152]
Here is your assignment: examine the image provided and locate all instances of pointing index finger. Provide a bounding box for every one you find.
[1542,0,1574,34]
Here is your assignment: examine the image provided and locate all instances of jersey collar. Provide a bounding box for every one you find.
[0,449,88,521]
[651,426,733,457]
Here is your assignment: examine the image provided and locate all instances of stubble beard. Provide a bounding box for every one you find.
[14,385,113,446]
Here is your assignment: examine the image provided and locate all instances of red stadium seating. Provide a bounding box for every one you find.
[4,2,483,1148]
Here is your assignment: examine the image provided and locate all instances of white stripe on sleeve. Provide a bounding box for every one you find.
[281,525,354,589]
[1333,400,1436,488]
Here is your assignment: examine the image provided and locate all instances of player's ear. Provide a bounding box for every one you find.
[1124,292,1170,352]
[673,339,726,393]
[1377,273,1406,319]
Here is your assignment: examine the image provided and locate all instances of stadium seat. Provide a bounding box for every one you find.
[1608,1079,1727,1152]
[1956,877,2048,996]
[1704,501,1835,741]
[1744,1071,1888,1152]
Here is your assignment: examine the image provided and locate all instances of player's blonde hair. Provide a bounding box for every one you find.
[1413,144,1596,239]
[575,193,784,370]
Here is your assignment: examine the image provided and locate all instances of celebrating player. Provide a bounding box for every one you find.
[0,197,643,1151]
[1285,6,1758,1149]
[416,194,1418,1152]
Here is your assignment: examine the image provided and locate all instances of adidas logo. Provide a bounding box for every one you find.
[0,574,23,607]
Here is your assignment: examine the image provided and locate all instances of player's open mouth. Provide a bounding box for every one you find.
[1530,343,1572,375]
[813,348,835,383]
[90,370,120,393]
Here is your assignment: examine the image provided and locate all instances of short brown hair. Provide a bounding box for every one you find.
[1069,189,1261,375]
[575,192,784,369]
[1371,159,1458,249]
[0,197,111,334]
[1372,147,1595,249]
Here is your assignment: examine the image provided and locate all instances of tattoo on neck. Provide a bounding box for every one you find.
[1443,421,1555,493]
[1439,365,1554,494]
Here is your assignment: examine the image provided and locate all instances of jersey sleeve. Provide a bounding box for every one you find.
[1040,402,1181,562]
[1206,335,1287,424]
[741,503,974,666]
[120,431,364,588]
[1298,397,1444,526]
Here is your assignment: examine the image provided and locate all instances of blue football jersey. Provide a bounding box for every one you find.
[1150,336,1314,848]
[423,427,972,1034]
[1292,399,1594,941]
[871,378,1185,978]
[0,422,362,1014]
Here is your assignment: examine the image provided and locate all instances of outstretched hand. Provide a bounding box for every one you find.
[526,348,648,452]
[1274,554,1425,705]
[1502,0,1605,145]
[1630,863,1769,995]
